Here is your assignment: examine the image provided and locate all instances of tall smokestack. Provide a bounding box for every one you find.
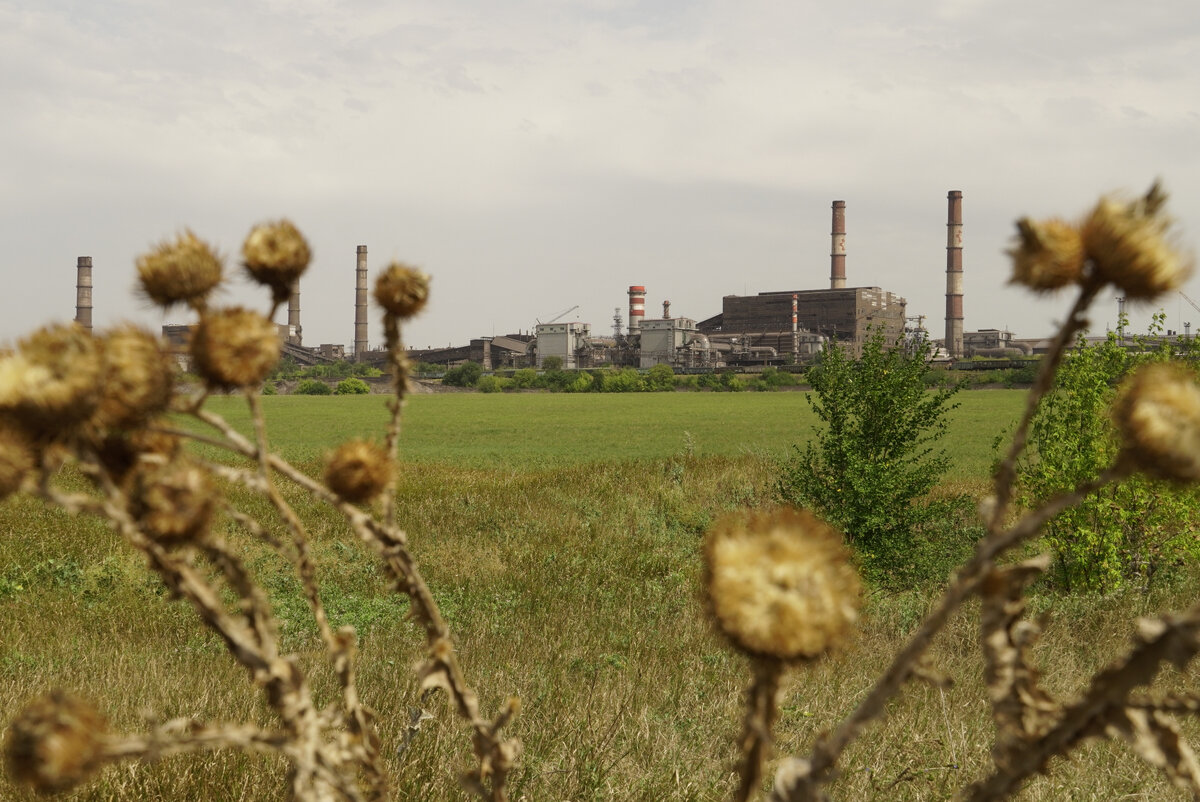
[354,246,368,360]
[628,286,646,334]
[288,278,301,345]
[662,300,671,320]
[945,190,964,359]
[74,256,92,332]
[830,201,846,289]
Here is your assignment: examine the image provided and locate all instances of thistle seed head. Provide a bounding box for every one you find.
[1082,182,1192,299]
[704,507,861,661]
[136,231,223,309]
[373,262,430,319]
[95,423,181,482]
[4,691,107,794]
[0,323,102,435]
[130,461,217,545]
[93,326,174,431]
[190,307,280,389]
[1008,218,1086,292]
[1113,362,1200,482]
[0,420,35,499]
[242,219,311,303]
[324,439,393,503]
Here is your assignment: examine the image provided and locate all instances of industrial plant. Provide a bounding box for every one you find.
[67,191,1044,372]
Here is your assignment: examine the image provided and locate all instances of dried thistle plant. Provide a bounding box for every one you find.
[0,224,515,801]
[700,181,1200,802]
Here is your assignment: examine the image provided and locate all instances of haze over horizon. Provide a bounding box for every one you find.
[3,0,1199,352]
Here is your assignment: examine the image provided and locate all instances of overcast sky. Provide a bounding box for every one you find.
[3,0,1199,352]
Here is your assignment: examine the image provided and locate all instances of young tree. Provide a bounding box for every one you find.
[778,331,960,580]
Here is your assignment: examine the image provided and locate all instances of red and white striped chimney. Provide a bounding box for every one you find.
[945,191,964,359]
[628,286,646,334]
[830,201,846,289]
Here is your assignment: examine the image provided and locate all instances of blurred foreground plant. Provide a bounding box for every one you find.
[709,182,1200,801]
[1,221,517,800]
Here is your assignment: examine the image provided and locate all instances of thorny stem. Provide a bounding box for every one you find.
[772,463,1131,801]
[245,389,337,652]
[177,368,511,798]
[990,278,1102,527]
[382,314,406,528]
[964,604,1200,801]
[735,658,784,802]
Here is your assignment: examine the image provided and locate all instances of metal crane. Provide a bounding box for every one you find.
[536,305,579,325]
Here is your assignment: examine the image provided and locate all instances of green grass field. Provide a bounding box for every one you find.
[6,388,1196,801]
[195,389,1025,477]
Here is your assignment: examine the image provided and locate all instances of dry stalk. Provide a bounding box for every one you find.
[2,230,513,801]
[769,183,1200,801]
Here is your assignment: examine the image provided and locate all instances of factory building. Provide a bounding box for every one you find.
[701,286,906,359]
[534,322,592,368]
[638,317,702,368]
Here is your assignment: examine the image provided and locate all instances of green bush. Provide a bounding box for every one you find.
[443,362,483,387]
[645,364,676,392]
[1016,321,1200,591]
[476,375,508,393]
[511,368,537,388]
[295,379,332,395]
[262,382,278,396]
[335,377,371,395]
[778,331,960,583]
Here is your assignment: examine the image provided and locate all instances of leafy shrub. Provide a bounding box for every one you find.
[476,375,508,393]
[295,379,332,395]
[335,377,370,395]
[442,361,482,387]
[645,364,676,391]
[1016,322,1200,591]
[778,331,960,581]
[510,368,537,388]
[262,382,278,395]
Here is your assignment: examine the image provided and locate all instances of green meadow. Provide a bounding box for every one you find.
[196,389,1025,477]
[6,387,1196,800]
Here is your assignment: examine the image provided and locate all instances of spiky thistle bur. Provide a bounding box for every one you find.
[92,325,175,431]
[373,262,430,319]
[1112,362,1200,482]
[242,219,311,303]
[324,439,392,503]
[0,323,102,435]
[4,691,107,794]
[95,422,182,483]
[1081,181,1192,299]
[129,461,217,545]
[704,507,861,661]
[190,307,280,389]
[1009,218,1086,292]
[136,231,223,309]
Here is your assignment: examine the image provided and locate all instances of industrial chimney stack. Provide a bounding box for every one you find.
[830,200,847,289]
[288,278,302,345]
[354,246,368,360]
[627,286,646,335]
[945,190,964,359]
[74,256,92,332]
